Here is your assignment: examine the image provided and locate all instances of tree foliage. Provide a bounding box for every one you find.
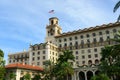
[9,73,16,80]
[32,74,41,80]
[99,31,120,79]
[54,50,75,80]
[0,49,5,80]
[113,0,120,21]
[23,73,31,80]
[91,74,110,80]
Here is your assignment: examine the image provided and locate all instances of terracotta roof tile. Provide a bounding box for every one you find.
[5,63,43,71]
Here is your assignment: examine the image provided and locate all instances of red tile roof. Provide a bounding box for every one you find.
[5,63,43,71]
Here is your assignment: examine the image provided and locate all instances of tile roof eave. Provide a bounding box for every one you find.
[55,22,120,38]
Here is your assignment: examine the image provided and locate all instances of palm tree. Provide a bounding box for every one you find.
[42,60,55,80]
[55,50,75,80]
[113,0,120,21]
[99,31,120,80]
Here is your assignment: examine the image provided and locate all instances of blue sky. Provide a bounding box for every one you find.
[0,0,119,63]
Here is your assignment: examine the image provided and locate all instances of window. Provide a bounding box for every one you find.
[81,40,84,48]
[37,62,40,65]
[69,42,72,46]
[64,38,67,42]
[9,60,11,63]
[82,61,85,64]
[37,57,40,60]
[81,50,84,54]
[43,51,45,54]
[76,61,79,65]
[80,35,84,39]
[51,20,53,25]
[32,47,35,50]
[95,59,99,65]
[32,52,35,56]
[75,41,78,46]
[87,39,90,43]
[82,55,85,59]
[32,57,34,61]
[92,33,96,36]
[59,44,62,48]
[76,51,78,54]
[38,51,40,55]
[69,37,72,41]
[64,43,67,47]
[99,32,102,35]
[113,29,117,33]
[95,54,98,58]
[88,55,91,58]
[43,56,45,59]
[52,52,54,55]
[94,48,97,52]
[88,60,92,65]
[93,38,97,43]
[38,46,40,50]
[75,36,78,40]
[88,49,91,53]
[99,37,103,42]
[106,30,109,34]
[87,44,90,48]
[76,56,78,59]
[86,34,90,38]
[59,39,61,42]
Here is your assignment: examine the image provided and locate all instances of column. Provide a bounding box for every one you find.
[85,71,87,80]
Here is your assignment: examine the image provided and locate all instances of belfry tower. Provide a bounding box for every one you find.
[45,17,62,44]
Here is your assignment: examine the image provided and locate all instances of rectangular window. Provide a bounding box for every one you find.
[95,54,98,58]
[88,55,91,58]
[82,55,85,59]
[76,56,78,59]
[37,57,40,60]
[43,56,45,59]
[32,57,34,61]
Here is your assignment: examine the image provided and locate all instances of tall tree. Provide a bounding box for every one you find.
[42,60,55,80]
[99,31,120,80]
[113,0,120,21]
[55,50,75,80]
[0,49,5,80]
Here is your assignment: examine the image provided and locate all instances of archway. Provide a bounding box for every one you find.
[68,74,72,80]
[87,71,93,80]
[79,71,85,80]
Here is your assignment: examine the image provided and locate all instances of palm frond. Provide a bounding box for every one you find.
[117,14,120,21]
[113,0,120,12]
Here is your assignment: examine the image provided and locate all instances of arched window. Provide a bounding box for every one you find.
[51,20,54,25]
[95,59,99,65]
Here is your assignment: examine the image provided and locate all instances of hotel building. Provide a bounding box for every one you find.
[8,17,120,80]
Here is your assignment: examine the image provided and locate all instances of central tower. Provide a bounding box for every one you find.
[45,17,62,43]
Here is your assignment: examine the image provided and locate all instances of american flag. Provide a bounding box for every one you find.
[49,10,54,13]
